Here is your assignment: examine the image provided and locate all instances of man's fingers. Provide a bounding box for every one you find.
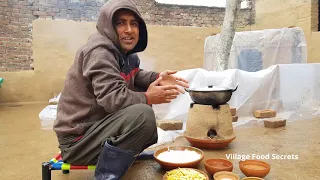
[175,77,189,84]
[165,90,179,96]
[176,87,185,94]
[164,99,172,103]
[176,81,189,89]
[166,70,177,75]
[162,85,179,91]
[166,95,178,100]
[152,76,162,86]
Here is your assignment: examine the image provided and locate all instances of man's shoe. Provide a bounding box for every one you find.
[94,142,138,180]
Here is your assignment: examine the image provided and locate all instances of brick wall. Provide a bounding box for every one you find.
[0,0,255,72]
[135,0,255,27]
[0,0,34,71]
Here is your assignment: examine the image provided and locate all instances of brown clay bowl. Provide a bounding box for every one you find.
[241,177,265,180]
[214,171,240,180]
[204,158,233,175]
[184,134,236,149]
[154,146,204,170]
[163,168,209,180]
[239,160,270,178]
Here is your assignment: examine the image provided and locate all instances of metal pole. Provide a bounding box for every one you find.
[42,162,51,180]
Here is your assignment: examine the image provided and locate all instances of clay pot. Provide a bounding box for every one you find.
[154,146,204,170]
[241,177,265,180]
[239,160,270,178]
[213,171,240,180]
[204,158,233,175]
[163,168,209,180]
[184,134,236,149]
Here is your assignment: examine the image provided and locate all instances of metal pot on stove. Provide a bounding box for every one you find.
[185,85,238,106]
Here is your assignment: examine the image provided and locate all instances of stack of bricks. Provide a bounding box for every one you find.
[156,119,183,131]
[253,109,286,128]
[230,107,238,122]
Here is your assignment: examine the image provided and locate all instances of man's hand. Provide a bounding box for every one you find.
[146,77,180,104]
[159,70,189,94]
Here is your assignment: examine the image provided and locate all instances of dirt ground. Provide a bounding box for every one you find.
[0,103,319,180]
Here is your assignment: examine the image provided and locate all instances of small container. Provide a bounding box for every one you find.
[241,177,264,180]
[214,171,240,180]
[163,168,209,180]
[204,158,233,175]
[239,160,270,178]
[154,146,204,170]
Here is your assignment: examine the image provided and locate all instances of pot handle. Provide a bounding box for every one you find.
[232,84,239,92]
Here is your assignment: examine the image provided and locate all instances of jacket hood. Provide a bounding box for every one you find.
[96,0,148,54]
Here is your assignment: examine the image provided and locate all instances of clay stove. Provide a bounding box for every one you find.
[184,102,236,148]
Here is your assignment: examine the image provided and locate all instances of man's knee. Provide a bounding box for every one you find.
[126,104,158,145]
[126,104,156,129]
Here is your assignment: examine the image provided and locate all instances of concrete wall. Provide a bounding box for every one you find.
[0,20,224,103]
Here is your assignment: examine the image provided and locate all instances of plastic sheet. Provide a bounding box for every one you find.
[148,128,183,148]
[204,27,307,71]
[153,64,320,128]
[39,105,57,130]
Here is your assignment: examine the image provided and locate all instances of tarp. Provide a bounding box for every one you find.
[153,64,320,128]
[204,27,307,72]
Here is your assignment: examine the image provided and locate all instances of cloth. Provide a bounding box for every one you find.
[59,104,158,165]
[53,0,159,141]
[204,27,307,71]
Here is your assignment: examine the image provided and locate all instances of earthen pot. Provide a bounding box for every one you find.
[241,177,264,180]
[184,134,236,149]
[239,160,270,178]
[154,146,204,170]
[204,158,233,175]
[213,171,240,180]
[163,168,209,180]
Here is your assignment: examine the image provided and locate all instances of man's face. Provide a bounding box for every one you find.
[114,10,139,54]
